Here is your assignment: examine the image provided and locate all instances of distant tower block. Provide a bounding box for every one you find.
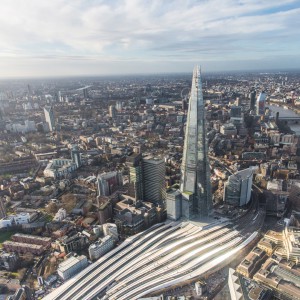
[44,106,55,131]
[256,92,266,116]
[71,145,81,168]
[83,87,89,99]
[57,91,62,102]
[109,105,116,119]
[180,66,212,218]
[249,90,256,111]
[127,153,143,201]
[116,101,122,112]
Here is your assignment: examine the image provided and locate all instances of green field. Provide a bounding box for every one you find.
[0,230,16,248]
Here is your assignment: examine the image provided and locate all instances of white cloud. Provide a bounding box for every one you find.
[0,0,299,76]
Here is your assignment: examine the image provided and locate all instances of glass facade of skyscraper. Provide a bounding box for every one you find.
[180,66,212,218]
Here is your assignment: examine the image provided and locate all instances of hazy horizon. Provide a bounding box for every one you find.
[1,67,300,81]
[1,0,299,78]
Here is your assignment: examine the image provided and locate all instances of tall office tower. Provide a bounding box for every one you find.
[249,90,256,111]
[235,97,241,106]
[27,84,33,97]
[83,87,89,99]
[256,92,266,116]
[109,105,116,118]
[0,198,6,219]
[116,101,122,112]
[223,167,256,206]
[142,157,166,204]
[71,145,81,168]
[230,106,242,118]
[230,106,243,127]
[44,106,55,131]
[180,66,212,218]
[55,91,62,102]
[127,153,144,201]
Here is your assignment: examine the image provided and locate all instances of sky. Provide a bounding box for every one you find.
[0,0,300,78]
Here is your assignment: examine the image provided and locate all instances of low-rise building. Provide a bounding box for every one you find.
[13,213,30,225]
[114,196,163,236]
[0,213,31,229]
[258,238,276,256]
[11,233,51,247]
[220,123,237,136]
[88,235,114,261]
[264,231,283,247]
[53,233,88,254]
[102,223,118,241]
[53,208,67,222]
[3,241,45,255]
[57,255,88,280]
[0,251,19,271]
[0,216,14,228]
[44,159,77,179]
[254,258,300,300]
[237,247,267,278]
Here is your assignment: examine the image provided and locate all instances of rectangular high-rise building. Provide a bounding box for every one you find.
[127,153,144,201]
[142,156,166,204]
[180,66,212,218]
[83,87,89,99]
[256,92,266,116]
[127,153,166,204]
[249,90,256,111]
[224,167,257,206]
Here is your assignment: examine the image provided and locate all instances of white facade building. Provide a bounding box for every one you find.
[57,255,88,280]
[5,120,36,133]
[103,223,119,241]
[88,235,114,261]
[44,159,77,179]
[166,189,182,221]
[0,217,13,229]
[44,106,55,131]
[13,213,30,225]
[53,208,67,222]
[220,123,237,136]
[0,213,30,228]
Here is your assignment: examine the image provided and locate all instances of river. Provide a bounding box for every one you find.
[268,104,300,136]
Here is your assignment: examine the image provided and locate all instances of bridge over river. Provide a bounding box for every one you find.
[269,105,300,134]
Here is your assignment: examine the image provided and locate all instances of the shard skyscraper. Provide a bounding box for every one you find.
[180,66,212,218]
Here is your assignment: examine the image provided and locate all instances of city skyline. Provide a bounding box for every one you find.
[0,0,300,78]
